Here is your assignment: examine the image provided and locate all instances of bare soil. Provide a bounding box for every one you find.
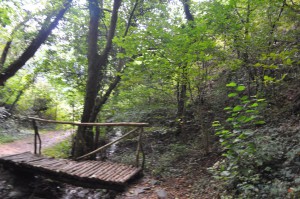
[0,130,73,157]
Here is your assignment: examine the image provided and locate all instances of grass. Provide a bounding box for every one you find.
[0,128,33,144]
[43,138,72,158]
[0,134,17,144]
[0,129,32,144]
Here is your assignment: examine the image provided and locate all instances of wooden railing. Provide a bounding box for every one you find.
[28,117,149,168]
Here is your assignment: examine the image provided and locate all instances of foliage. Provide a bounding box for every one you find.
[0,134,16,144]
[150,142,189,176]
[0,0,299,197]
[43,138,72,158]
[211,82,266,197]
[211,81,300,198]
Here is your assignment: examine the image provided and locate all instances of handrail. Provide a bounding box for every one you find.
[28,117,149,127]
[29,117,147,168]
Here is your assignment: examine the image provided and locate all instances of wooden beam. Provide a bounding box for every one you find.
[28,117,149,127]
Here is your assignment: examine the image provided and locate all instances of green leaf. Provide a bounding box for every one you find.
[226,117,234,122]
[220,171,231,176]
[238,133,247,139]
[236,85,246,92]
[255,120,265,125]
[251,103,258,107]
[224,106,232,111]
[285,58,293,65]
[212,121,221,127]
[233,105,243,112]
[242,100,251,104]
[226,82,237,87]
[237,116,247,122]
[240,96,249,101]
[228,92,238,97]
[257,99,265,102]
[244,116,255,123]
[264,75,274,81]
[254,63,261,67]
[244,130,254,136]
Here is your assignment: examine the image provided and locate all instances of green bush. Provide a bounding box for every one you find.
[211,82,300,198]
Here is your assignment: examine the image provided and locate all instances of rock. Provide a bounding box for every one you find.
[103,193,111,199]
[69,189,77,195]
[77,189,89,198]
[134,187,146,195]
[93,192,104,199]
[156,189,168,199]
[150,179,159,186]
[8,190,24,198]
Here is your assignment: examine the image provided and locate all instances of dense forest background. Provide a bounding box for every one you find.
[0,0,300,198]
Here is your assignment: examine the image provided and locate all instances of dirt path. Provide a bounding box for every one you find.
[0,130,73,157]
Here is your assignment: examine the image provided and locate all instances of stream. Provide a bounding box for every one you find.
[108,127,123,155]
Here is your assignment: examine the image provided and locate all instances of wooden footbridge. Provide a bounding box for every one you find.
[0,117,149,191]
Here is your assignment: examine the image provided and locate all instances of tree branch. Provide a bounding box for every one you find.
[124,0,139,37]
[102,0,122,57]
[0,0,72,86]
[181,0,194,21]
[0,41,12,70]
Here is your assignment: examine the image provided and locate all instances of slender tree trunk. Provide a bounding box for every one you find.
[176,80,187,134]
[176,0,194,134]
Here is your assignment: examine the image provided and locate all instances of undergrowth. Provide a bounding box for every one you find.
[0,134,16,143]
[211,81,300,198]
[43,139,72,158]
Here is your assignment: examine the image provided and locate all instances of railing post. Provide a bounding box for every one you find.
[32,119,37,154]
[140,127,145,169]
[32,119,42,155]
[135,128,141,167]
[135,127,145,169]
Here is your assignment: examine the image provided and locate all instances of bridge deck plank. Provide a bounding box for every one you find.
[0,152,142,190]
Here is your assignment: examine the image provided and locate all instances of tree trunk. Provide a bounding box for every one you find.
[176,81,187,134]
[176,0,194,134]
[72,0,122,158]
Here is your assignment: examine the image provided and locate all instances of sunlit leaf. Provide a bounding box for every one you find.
[228,92,238,97]
[233,105,243,112]
[226,82,237,87]
[236,85,246,92]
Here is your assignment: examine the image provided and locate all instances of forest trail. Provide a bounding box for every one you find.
[0,130,73,157]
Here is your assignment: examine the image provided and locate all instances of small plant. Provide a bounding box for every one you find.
[43,139,72,158]
[211,82,266,197]
[0,134,16,143]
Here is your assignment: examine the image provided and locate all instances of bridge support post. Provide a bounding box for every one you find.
[32,119,42,155]
[135,127,145,169]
